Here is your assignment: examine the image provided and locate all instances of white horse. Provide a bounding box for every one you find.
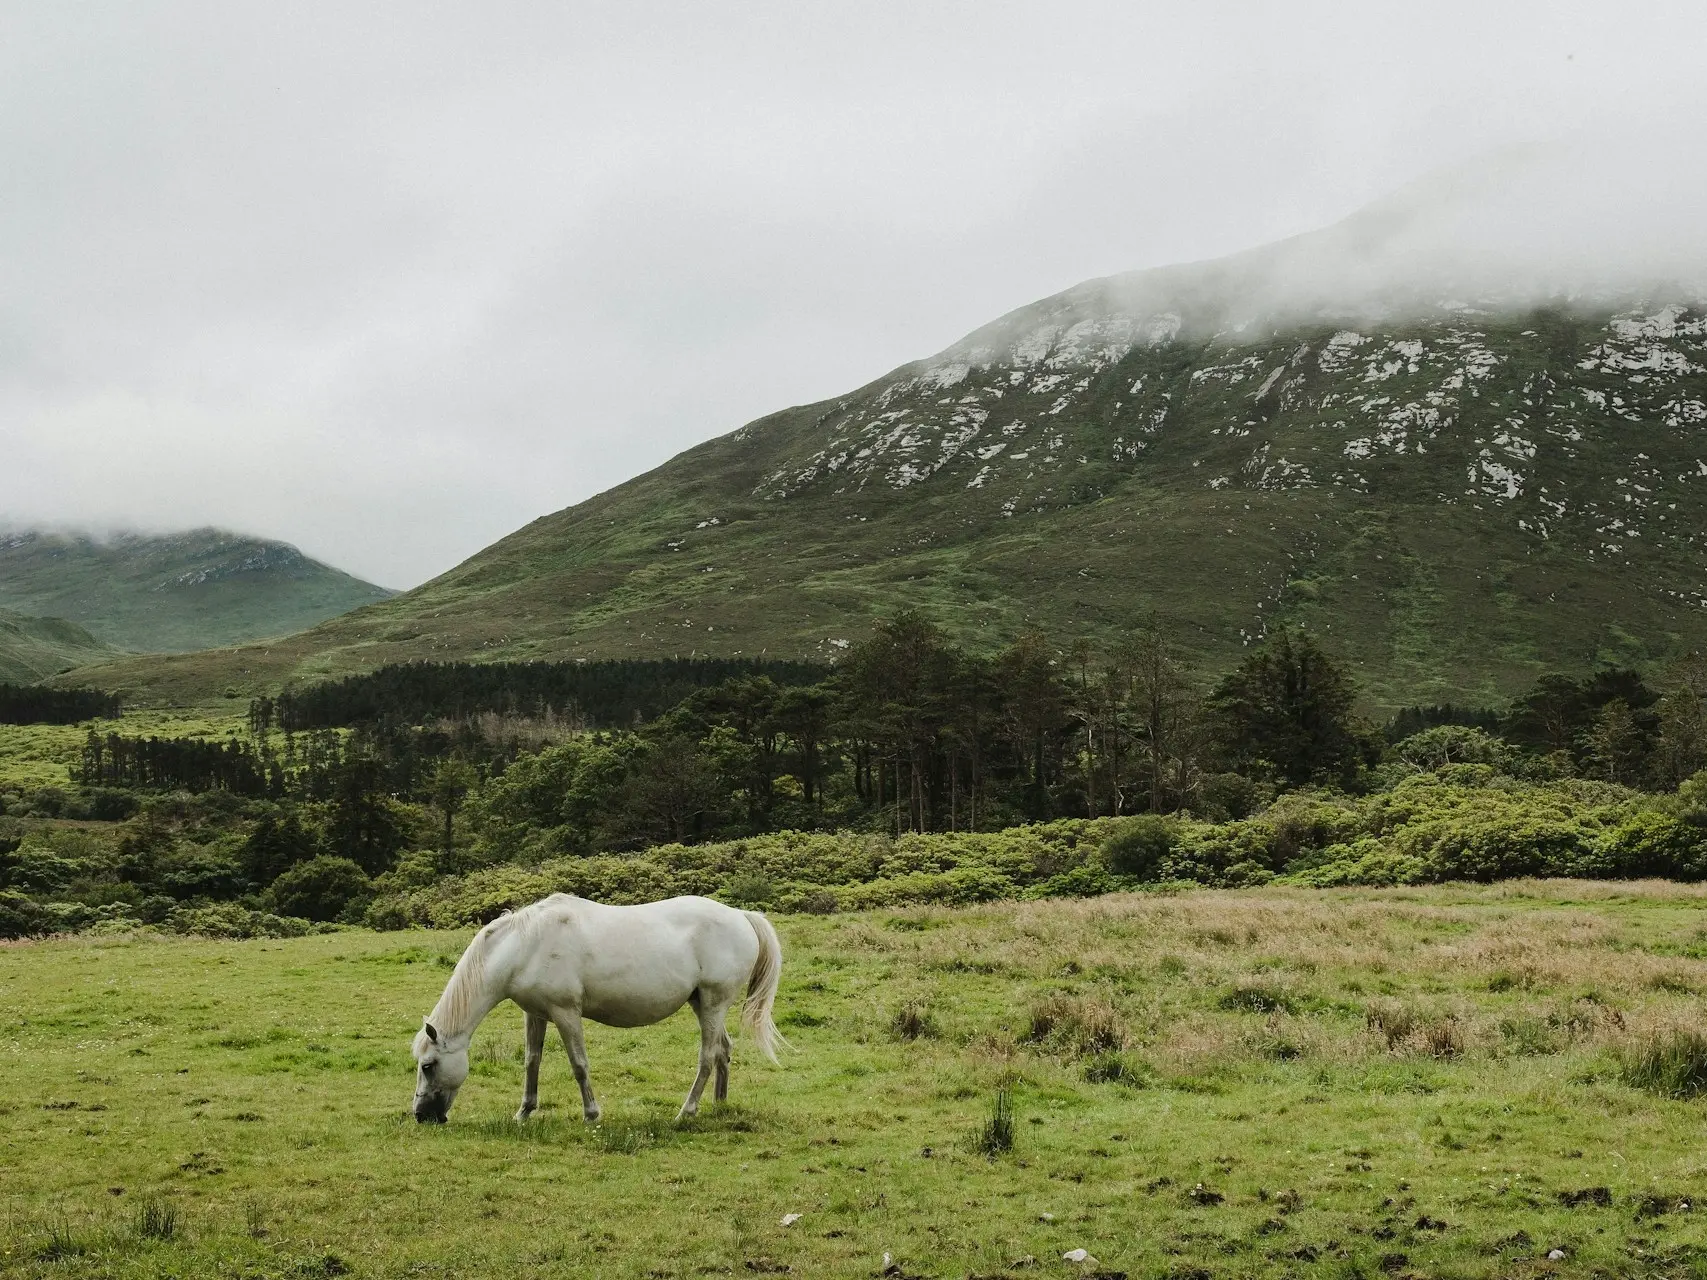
[410,893,784,1124]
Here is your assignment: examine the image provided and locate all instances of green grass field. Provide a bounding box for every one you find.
[7,883,1707,1278]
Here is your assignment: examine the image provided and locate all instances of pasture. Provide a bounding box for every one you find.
[5,884,1707,1278]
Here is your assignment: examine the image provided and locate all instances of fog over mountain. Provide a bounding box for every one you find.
[2,3,1704,587]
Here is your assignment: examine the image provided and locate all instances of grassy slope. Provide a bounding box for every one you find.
[6,885,1707,1277]
[0,611,117,685]
[63,303,1707,712]
[0,529,393,655]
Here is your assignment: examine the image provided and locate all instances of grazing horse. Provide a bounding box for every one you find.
[410,893,784,1124]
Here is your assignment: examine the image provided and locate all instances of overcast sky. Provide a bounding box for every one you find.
[3,3,1705,589]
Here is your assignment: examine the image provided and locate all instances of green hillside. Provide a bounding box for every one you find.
[0,609,117,683]
[0,528,393,656]
[61,251,1707,711]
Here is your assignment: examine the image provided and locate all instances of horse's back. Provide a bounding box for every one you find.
[514,894,760,1027]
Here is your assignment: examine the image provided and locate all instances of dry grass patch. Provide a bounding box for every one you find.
[1024,992,1124,1056]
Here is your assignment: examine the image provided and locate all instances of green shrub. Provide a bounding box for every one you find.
[1424,814,1596,881]
[162,902,312,939]
[1283,838,1427,887]
[1102,815,1178,879]
[1390,726,1514,772]
[1602,811,1707,880]
[721,870,777,908]
[1027,862,1120,899]
[1195,772,1268,821]
[269,856,372,923]
[0,889,48,939]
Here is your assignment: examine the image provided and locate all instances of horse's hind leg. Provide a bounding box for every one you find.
[714,1028,732,1103]
[553,1011,600,1123]
[679,996,733,1121]
[516,1011,547,1121]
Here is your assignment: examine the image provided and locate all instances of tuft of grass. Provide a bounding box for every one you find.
[1419,1015,1465,1059]
[1025,993,1123,1056]
[1498,1016,1560,1056]
[1082,1050,1150,1086]
[1366,1000,1418,1051]
[1218,980,1298,1015]
[598,1115,674,1153]
[136,1194,179,1241]
[1617,1028,1707,1098]
[890,1001,939,1041]
[34,1214,87,1261]
[243,1197,269,1239]
[971,1088,1015,1157]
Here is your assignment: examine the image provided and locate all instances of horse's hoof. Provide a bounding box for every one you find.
[514,1108,534,1122]
[583,1108,601,1124]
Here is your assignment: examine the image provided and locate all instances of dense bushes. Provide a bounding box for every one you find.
[9,758,1707,937]
[356,765,1707,928]
[268,856,372,922]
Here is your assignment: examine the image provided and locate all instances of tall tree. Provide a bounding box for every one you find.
[837,612,957,832]
[615,735,724,845]
[1121,620,1200,813]
[998,632,1067,817]
[426,758,477,856]
[1580,699,1645,784]
[772,684,833,807]
[1208,628,1363,786]
[1655,652,1707,785]
[241,808,318,886]
[325,756,409,875]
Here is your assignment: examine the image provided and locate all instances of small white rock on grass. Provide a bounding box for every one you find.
[779,1213,801,1227]
[1062,1249,1099,1265]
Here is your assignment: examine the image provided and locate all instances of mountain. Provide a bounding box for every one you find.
[0,528,394,657]
[58,222,1707,710]
[0,611,118,684]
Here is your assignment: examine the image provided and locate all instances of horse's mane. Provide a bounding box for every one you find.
[430,903,549,1036]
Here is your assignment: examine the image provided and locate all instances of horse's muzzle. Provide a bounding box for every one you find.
[414,1096,449,1124]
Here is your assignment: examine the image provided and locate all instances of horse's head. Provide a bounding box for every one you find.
[411,1019,469,1123]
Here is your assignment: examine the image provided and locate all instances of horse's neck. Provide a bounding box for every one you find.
[431,928,514,1047]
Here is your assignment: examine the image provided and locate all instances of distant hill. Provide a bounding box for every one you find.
[59,206,1707,710]
[0,529,393,656]
[0,610,118,684]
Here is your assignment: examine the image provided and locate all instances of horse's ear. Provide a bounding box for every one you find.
[424,1019,439,1044]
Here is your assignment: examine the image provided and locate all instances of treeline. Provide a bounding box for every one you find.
[17,615,1707,939]
[264,657,828,733]
[78,734,270,795]
[75,619,1707,847]
[0,684,120,725]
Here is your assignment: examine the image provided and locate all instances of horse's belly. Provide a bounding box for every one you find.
[581,985,693,1028]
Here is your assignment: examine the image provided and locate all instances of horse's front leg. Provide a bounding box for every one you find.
[516,1011,547,1122]
[553,1011,600,1123]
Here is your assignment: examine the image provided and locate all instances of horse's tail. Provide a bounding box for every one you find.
[740,910,787,1063]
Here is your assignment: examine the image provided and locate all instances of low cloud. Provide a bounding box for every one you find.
[1,3,1703,586]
